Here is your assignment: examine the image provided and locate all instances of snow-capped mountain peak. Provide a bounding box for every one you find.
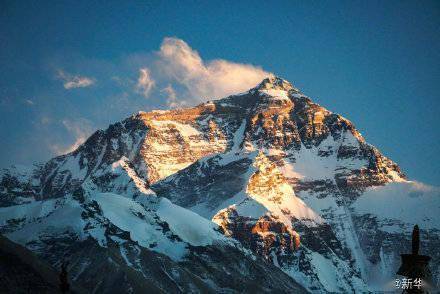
[254,76,297,92]
[0,77,438,293]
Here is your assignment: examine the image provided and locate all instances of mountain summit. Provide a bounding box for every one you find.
[1,77,438,293]
[254,76,297,91]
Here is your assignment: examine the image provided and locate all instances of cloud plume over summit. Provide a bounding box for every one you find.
[156,37,272,104]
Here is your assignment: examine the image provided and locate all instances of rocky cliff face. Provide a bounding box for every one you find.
[1,77,438,293]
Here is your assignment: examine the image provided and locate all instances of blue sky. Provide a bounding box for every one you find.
[1,0,439,185]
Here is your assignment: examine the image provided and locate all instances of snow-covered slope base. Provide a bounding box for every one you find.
[0,190,229,262]
[0,187,306,293]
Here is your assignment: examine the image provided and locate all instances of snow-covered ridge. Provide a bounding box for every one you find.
[0,189,235,262]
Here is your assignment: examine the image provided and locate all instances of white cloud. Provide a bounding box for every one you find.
[50,118,94,155]
[160,84,186,109]
[57,70,95,89]
[136,68,155,97]
[155,37,272,103]
[64,77,94,89]
[52,38,271,108]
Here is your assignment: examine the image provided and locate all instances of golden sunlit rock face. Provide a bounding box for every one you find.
[116,77,404,191]
[122,77,403,192]
[212,151,315,266]
[215,212,300,260]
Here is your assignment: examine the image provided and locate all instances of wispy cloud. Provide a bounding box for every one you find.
[160,84,185,109]
[135,68,155,98]
[57,69,95,89]
[24,99,35,105]
[50,118,94,155]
